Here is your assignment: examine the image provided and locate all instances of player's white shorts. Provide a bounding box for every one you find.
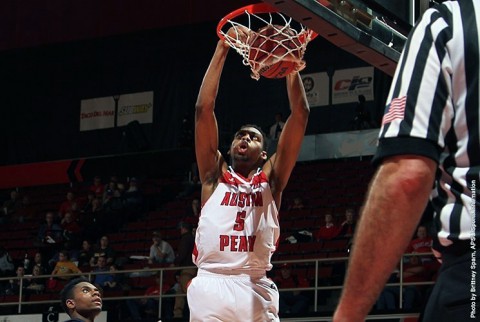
[187,268,279,322]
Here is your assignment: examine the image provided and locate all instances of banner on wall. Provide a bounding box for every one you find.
[80,97,115,131]
[117,91,153,126]
[80,91,153,131]
[301,72,329,107]
[332,66,374,105]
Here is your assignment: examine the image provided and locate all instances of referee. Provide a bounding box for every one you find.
[333,1,479,321]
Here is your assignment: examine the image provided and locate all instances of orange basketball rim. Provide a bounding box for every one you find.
[217,2,318,80]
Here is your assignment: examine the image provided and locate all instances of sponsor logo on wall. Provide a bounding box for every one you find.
[301,72,329,107]
[80,91,153,131]
[332,66,374,105]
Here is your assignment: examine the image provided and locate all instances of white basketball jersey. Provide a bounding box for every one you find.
[193,167,280,272]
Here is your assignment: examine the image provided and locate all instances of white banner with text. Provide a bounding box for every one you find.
[332,66,374,105]
[80,91,153,131]
[301,72,329,107]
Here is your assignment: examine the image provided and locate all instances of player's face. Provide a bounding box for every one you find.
[68,282,103,316]
[230,127,266,163]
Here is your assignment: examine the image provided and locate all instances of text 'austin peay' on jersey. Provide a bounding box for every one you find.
[193,167,280,273]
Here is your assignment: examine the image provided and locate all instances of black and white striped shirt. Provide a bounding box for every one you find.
[373,0,480,248]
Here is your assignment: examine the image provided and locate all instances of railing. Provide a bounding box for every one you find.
[0,253,435,320]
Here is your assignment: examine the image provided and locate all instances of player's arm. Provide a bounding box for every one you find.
[265,72,309,194]
[195,40,230,184]
[333,155,436,322]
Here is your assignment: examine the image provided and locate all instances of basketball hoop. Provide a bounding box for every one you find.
[217,3,318,80]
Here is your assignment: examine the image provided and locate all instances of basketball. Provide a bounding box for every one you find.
[258,60,298,79]
[248,24,302,78]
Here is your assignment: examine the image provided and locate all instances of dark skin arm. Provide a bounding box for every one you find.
[195,40,230,205]
[262,72,309,206]
[195,33,309,208]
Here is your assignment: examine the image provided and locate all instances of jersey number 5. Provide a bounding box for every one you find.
[233,211,246,231]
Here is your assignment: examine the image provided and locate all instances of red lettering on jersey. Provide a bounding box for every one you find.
[229,193,238,206]
[220,192,263,207]
[220,192,231,206]
[238,193,246,208]
[230,235,238,251]
[219,235,229,251]
[252,192,263,206]
[238,235,248,251]
[218,235,257,252]
[248,235,256,252]
[244,193,251,207]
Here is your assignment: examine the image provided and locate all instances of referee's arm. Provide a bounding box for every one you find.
[333,155,436,322]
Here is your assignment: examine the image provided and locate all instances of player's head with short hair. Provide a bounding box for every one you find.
[236,124,268,151]
[60,277,102,320]
[229,124,268,169]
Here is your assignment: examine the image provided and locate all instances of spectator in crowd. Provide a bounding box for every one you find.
[1,190,21,223]
[81,191,96,214]
[352,94,374,130]
[90,236,116,268]
[338,208,356,237]
[60,277,102,322]
[148,231,175,265]
[273,263,310,316]
[182,198,200,231]
[103,264,123,291]
[48,242,77,270]
[77,240,95,268]
[376,255,431,311]
[91,256,112,288]
[0,246,14,278]
[30,252,48,275]
[25,264,46,295]
[406,224,435,266]
[104,182,126,214]
[269,112,285,140]
[59,191,77,219]
[4,266,26,295]
[36,212,63,261]
[15,195,36,223]
[0,246,15,295]
[89,176,105,199]
[315,213,340,241]
[61,211,82,245]
[406,225,433,254]
[82,197,105,241]
[102,178,119,206]
[163,270,181,319]
[125,273,163,321]
[123,177,145,214]
[37,211,63,245]
[51,249,82,281]
[288,196,305,210]
[173,221,196,319]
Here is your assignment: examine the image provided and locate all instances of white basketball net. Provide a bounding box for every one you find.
[219,11,315,80]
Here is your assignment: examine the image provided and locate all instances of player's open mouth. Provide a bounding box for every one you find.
[238,142,248,153]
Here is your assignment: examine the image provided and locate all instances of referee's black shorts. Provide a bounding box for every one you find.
[421,243,478,322]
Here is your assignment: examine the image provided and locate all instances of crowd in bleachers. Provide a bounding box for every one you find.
[0,158,440,320]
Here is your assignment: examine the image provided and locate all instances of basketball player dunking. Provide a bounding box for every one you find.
[186,31,310,321]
